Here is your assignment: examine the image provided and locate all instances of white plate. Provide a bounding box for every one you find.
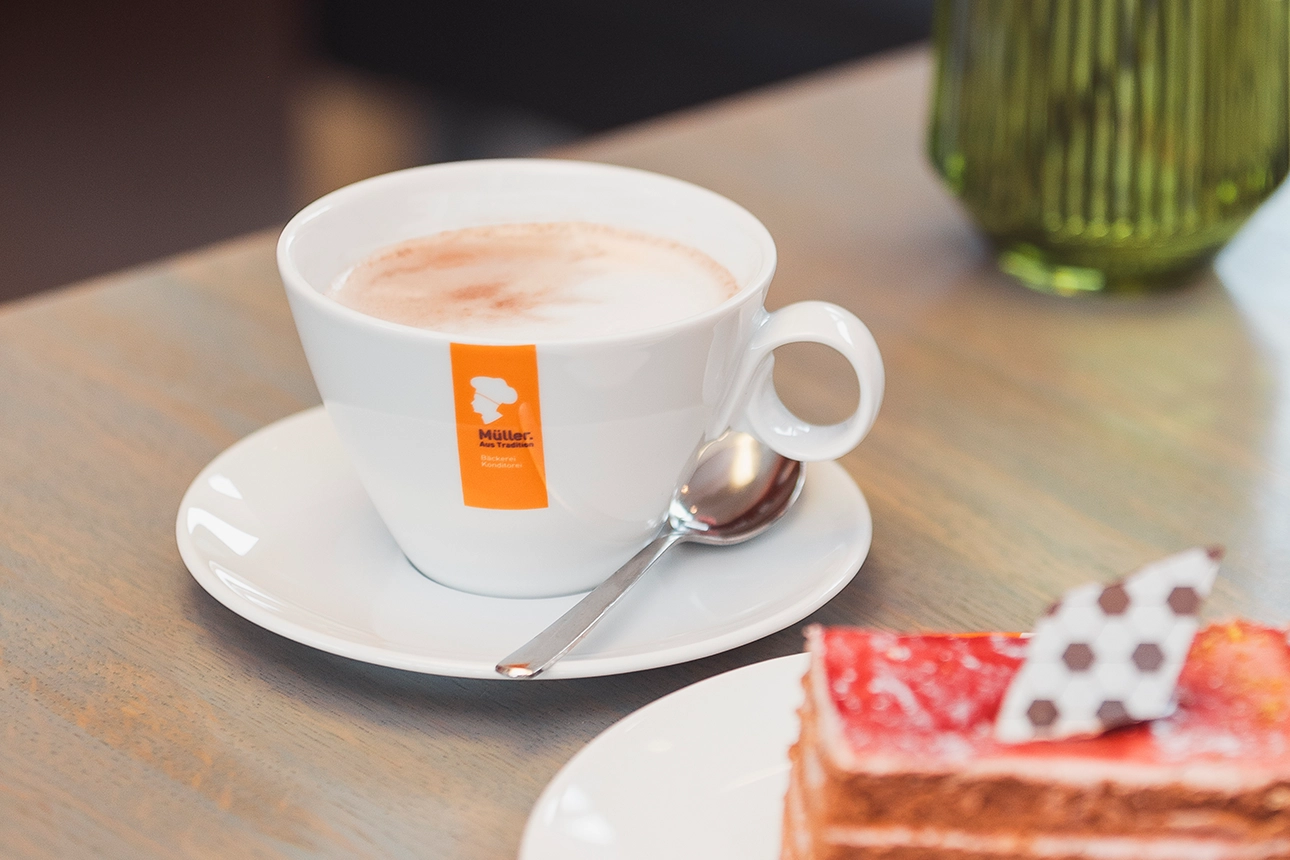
[521,653,808,859]
[176,408,869,679]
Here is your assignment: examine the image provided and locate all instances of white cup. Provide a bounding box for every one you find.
[278,159,883,598]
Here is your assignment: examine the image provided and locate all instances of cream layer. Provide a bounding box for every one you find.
[822,825,1290,860]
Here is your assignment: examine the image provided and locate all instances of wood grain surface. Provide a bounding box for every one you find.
[3,47,1290,858]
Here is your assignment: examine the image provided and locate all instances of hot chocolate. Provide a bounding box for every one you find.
[328,221,739,340]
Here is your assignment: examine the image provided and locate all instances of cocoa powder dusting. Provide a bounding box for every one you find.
[327,221,738,338]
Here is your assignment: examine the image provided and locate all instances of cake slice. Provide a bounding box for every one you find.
[783,621,1290,860]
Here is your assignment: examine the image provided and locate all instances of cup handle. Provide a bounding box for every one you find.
[726,301,884,462]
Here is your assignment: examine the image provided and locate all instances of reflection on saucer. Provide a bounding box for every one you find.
[176,407,871,679]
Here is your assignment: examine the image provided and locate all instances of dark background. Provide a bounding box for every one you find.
[0,0,932,303]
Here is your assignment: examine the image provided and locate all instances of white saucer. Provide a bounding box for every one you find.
[521,653,808,858]
[176,408,870,680]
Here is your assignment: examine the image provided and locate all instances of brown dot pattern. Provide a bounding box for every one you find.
[1027,700,1058,728]
[1098,584,1130,615]
[1096,700,1132,729]
[995,548,1221,743]
[1168,586,1201,615]
[1062,643,1094,671]
[1133,643,1165,672]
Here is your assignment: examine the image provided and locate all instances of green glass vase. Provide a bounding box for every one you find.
[929,0,1290,295]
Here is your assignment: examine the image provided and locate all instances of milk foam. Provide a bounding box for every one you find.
[328,222,739,340]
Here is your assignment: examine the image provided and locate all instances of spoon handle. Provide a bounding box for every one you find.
[495,531,685,679]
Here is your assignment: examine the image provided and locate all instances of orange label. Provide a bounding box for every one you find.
[450,343,548,509]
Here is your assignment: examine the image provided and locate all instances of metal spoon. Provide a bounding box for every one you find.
[495,432,805,679]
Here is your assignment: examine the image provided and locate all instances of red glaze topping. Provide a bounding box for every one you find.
[819,621,1290,764]
[822,629,1025,734]
[1177,621,1290,728]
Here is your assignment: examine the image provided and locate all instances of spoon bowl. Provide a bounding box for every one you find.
[496,431,804,679]
[672,432,803,544]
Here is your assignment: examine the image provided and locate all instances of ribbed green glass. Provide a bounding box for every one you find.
[929,0,1290,294]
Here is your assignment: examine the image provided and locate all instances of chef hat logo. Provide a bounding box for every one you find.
[470,376,518,425]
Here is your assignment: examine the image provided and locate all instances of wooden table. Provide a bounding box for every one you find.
[4,47,1289,858]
